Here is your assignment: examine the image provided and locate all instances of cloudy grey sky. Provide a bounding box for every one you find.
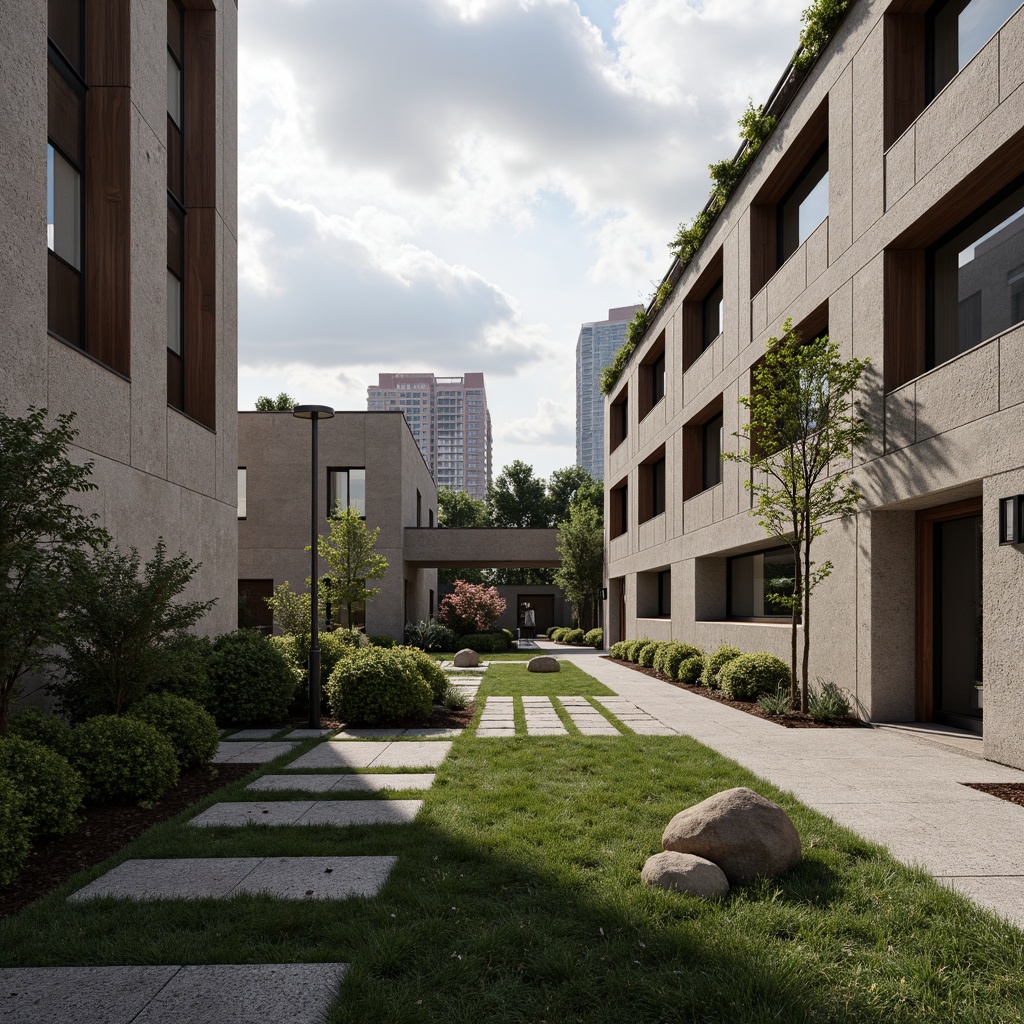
[237,0,806,480]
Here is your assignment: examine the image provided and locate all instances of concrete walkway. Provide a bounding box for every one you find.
[557,647,1024,930]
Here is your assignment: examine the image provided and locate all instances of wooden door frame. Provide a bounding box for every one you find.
[915,496,983,721]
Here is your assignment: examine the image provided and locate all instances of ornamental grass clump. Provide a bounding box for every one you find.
[808,679,853,723]
[324,648,433,726]
[403,620,457,653]
[127,692,219,770]
[719,653,791,702]
[0,736,84,838]
[757,687,793,716]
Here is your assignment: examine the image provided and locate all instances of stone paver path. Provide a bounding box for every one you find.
[557,696,622,736]
[0,964,348,1024]
[188,799,423,828]
[594,697,678,735]
[289,740,452,769]
[69,857,398,902]
[522,696,568,736]
[248,773,436,793]
[212,741,301,764]
[223,728,284,740]
[333,727,460,740]
[476,696,516,737]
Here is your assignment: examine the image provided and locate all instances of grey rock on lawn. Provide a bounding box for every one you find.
[641,851,729,898]
[527,656,560,673]
[662,786,801,884]
[453,649,480,668]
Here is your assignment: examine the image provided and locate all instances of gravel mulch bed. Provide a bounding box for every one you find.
[603,657,868,729]
[0,763,255,921]
[963,783,1024,809]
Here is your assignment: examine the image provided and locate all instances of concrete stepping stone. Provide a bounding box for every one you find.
[523,697,568,736]
[248,773,436,793]
[627,722,678,735]
[69,856,397,902]
[556,699,623,736]
[0,963,349,1024]
[289,740,452,769]
[402,727,462,739]
[223,728,283,740]
[189,800,423,828]
[476,729,517,738]
[212,741,300,764]
[332,728,408,739]
[284,728,337,739]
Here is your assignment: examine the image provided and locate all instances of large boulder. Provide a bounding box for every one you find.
[641,852,729,898]
[453,649,479,668]
[527,656,560,673]
[662,787,801,884]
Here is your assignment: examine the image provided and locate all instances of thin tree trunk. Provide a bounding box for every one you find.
[790,552,801,708]
[801,534,812,713]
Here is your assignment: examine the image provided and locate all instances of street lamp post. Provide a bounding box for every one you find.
[293,404,335,728]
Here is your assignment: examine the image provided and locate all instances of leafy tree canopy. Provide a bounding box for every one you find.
[486,460,549,528]
[553,501,605,632]
[255,393,296,411]
[547,465,602,526]
[437,487,489,529]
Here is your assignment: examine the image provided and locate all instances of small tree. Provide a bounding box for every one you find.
[264,579,314,641]
[0,407,108,734]
[439,580,506,636]
[255,392,296,411]
[56,540,215,718]
[316,506,389,628]
[547,465,603,526]
[553,502,604,632]
[725,319,870,712]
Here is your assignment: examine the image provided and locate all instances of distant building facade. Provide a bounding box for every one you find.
[576,306,642,480]
[366,373,492,499]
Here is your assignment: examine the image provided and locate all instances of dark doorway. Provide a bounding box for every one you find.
[238,579,274,633]
[917,499,983,734]
[518,594,554,636]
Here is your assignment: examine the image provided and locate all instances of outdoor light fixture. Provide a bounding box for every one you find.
[600,587,608,600]
[293,404,335,728]
[999,495,1024,545]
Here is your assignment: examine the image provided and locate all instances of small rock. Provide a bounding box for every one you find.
[662,786,801,884]
[527,656,560,673]
[453,649,479,668]
[641,852,729,898]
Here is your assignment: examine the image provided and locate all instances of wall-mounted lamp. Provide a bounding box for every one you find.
[998,495,1024,545]
[600,587,608,600]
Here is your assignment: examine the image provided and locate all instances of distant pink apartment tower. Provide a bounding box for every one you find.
[366,372,493,500]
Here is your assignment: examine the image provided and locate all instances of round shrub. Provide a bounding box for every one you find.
[719,653,790,701]
[550,628,566,642]
[68,716,179,805]
[545,626,558,638]
[656,643,704,680]
[609,641,628,659]
[0,775,30,886]
[583,628,603,649]
[677,654,705,685]
[625,639,652,662]
[324,648,433,726]
[563,628,586,645]
[8,706,73,756]
[127,693,219,770]
[368,634,397,648]
[403,647,449,703]
[0,736,84,839]
[636,641,664,668]
[701,644,742,689]
[207,630,299,725]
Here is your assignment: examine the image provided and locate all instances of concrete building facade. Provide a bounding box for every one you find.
[576,306,643,481]
[366,372,493,499]
[238,412,439,640]
[604,0,1024,769]
[1,0,239,634]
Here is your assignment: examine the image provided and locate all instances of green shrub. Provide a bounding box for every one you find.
[563,628,585,645]
[324,648,432,726]
[808,680,853,723]
[550,628,567,643]
[368,634,397,648]
[8,706,73,756]
[460,632,508,653]
[442,685,468,712]
[609,641,628,659]
[677,655,705,685]
[404,620,457,652]
[0,736,84,838]
[68,716,179,805]
[127,693,219,770]
[207,630,299,725]
[583,628,603,648]
[656,643,704,679]
[403,647,449,703]
[719,653,790,701]
[701,644,742,689]
[149,633,215,712]
[757,688,792,716]
[0,775,30,886]
[501,628,515,643]
[545,626,558,638]
[636,641,663,668]
[625,639,653,663]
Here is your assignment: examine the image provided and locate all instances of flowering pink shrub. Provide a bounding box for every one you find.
[439,581,506,636]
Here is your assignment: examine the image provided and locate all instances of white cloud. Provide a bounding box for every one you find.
[500,397,576,446]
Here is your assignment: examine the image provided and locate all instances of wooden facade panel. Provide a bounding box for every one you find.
[185,9,217,208]
[185,207,217,429]
[86,0,130,86]
[884,13,925,150]
[884,249,925,391]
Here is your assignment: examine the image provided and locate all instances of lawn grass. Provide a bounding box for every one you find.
[2,702,1023,1022]
[478,661,615,697]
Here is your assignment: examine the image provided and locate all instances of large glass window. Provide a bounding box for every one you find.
[930,180,1024,368]
[702,280,724,350]
[778,147,829,264]
[728,547,795,618]
[929,0,1020,98]
[328,468,366,518]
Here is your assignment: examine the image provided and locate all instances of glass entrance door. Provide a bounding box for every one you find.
[933,514,983,733]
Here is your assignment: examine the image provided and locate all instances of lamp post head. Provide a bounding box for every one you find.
[293,405,335,420]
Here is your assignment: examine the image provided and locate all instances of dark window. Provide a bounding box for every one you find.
[610,480,628,538]
[417,490,422,527]
[778,146,829,265]
[610,391,628,451]
[238,579,274,633]
[702,413,724,490]
[658,569,671,617]
[651,352,666,406]
[652,458,666,517]
[429,589,435,618]
[47,0,86,348]
[929,179,1024,369]
[328,468,366,518]
[638,335,666,419]
[702,280,724,350]
[728,547,795,618]
[429,508,434,528]
[639,449,666,524]
[928,0,1020,100]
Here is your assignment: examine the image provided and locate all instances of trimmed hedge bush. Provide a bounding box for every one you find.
[404,647,450,703]
[655,643,704,680]
[0,736,84,839]
[460,632,509,653]
[550,628,567,642]
[207,630,299,725]
[368,634,397,648]
[677,654,705,685]
[8,706,73,756]
[127,693,219,770]
[545,627,558,638]
[0,775,30,886]
[625,639,653,662]
[701,644,742,690]
[68,716,179,805]
[324,648,433,726]
[583,628,603,649]
[562,628,586,645]
[719,653,790,701]
[636,641,663,668]
[609,640,628,659]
